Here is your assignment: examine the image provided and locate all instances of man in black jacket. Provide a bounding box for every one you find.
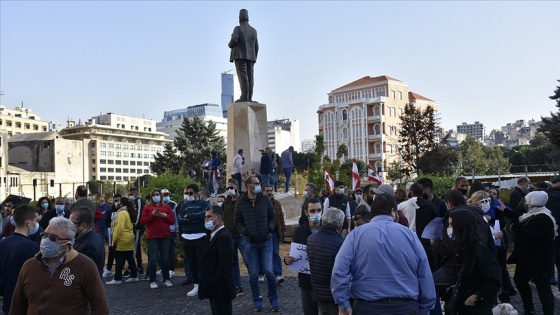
[307,208,345,315]
[510,176,531,210]
[323,181,351,233]
[408,183,439,272]
[70,206,105,277]
[198,205,236,314]
[284,198,322,315]
[234,176,279,312]
[546,176,560,287]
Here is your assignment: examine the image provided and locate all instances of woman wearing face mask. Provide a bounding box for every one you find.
[508,191,556,315]
[39,197,69,230]
[106,197,138,285]
[36,197,52,217]
[467,191,503,242]
[445,209,500,315]
[140,188,175,289]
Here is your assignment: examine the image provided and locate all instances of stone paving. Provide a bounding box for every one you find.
[103,272,560,314]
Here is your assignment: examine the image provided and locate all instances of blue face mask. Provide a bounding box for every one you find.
[309,214,321,224]
[356,195,363,202]
[253,185,262,194]
[41,202,49,210]
[55,205,65,213]
[152,195,161,203]
[128,195,136,201]
[163,196,170,203]
[40,238,67,258]
[29,221,40,235]
[204,220,215,231]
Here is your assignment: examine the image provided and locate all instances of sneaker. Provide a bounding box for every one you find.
[275,276,284,284]
[187,284,199,296]
[236,286,244,297]
[271,299,279,312]
[106,279,121,285]
[156,270,162,275]
[258,275,265,283]
[125,277,139,283]
[122,270,131,278]
[169,270,175,277]
[150,282,158,289]
[253,300,263,312]
[181,278,193,285]
[102,269,113,278]
[165,280,173,287]
[285,191,292,196]
[137,268,145,275]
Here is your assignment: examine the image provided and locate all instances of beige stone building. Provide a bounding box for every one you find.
[0,105,49,137]
[59,113,172,182]
[317,75,439,182]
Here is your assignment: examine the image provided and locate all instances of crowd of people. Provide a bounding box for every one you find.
[1,173,560,314]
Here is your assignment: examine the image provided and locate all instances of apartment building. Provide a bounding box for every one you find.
[156,103,227,141]
[317,75,439,181]
[457,121,486,140]
[267,119,301,153]
[0,105,49,137]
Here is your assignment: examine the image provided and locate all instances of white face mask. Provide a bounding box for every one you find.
[338,188,345,195]
[184,195,194,202]
[481,202,490,213]
[303,191,309,198]
[228,189,237,196]
[447,227,453,239]
[217,202,223,207]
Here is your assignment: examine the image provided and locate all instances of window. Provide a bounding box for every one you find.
[116,160,122,165]
[100,151,106,156]
[108,160,114,165]
[108,143,114,149]
[33,124,38,130]
[24,123,30,129]
[342,109,348,121]
[375,143,382,153]
[143,162,149,166]
[399,107,403,116]
[399,91,403,100]
[373,105,381,116]
[108,176,114,180]
[42,126,47,131]
[116,168,122,173]
[116,176,122,181]
[100,168,107,172]
[392,90,396,99]
[108,152,114,157]
[100,143,106,148]
[92,159,96,164]
[123,168,129,173]
[374,87,386,97]
[108,168,114,172]
[123,161,129,165]
[100,159,106,164]
[374,124,381,135]
[100,176,107,180]
[16,122,21,128]
[44,142,51,149]
[143,169,149,174]
[6,120,12,127]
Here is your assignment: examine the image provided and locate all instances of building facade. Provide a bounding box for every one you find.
[156,103,227,141]
[0,105,49,137]
[317,75,439,182]
[59,113,172,182]
[457,121,485,140]
[267,119,301,153]
[221,72,241,118]
[301,139,315,153]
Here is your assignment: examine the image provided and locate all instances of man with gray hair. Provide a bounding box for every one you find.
[307,208,345,315]
[10,217,109,314]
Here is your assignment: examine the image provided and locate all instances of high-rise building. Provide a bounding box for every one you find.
[156,103,227,141]
[0,105,49,137]
[59,113,172,182]
[317,75,439,181]
[457,121,485,140]
[221,71,241,118]
[267,119,301,153]
[301,139,315,153]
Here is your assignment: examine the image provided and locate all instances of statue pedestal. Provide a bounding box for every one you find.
[226,102,268,188]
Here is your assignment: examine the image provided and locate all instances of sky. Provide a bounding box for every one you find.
[1,1,559,142]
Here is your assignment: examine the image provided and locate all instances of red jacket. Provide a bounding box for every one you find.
[140,203,175,239]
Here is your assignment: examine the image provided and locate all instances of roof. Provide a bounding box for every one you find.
[8,131,60,142]
[333,75,402,92]
[408,91,434,102]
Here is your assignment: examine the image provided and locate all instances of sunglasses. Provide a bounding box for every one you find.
[478,198,491,204]
[41,232,70,242]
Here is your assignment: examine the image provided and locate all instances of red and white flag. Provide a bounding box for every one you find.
[352,160,360,191]
[324,167,335,191]
[368,165,382,184]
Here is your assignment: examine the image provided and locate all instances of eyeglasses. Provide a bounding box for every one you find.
[152,193,161,196]
[478,198,491,204]
[71,221,83,226]
[41,232,70,242]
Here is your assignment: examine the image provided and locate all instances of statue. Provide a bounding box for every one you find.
[228,9,259,103]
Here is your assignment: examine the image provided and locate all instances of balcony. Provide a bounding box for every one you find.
[367,115,381,122]
[368,134,382,141]
[368,153,382,159]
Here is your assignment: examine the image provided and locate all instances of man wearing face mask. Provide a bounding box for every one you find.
[323,181,352,234]
[348,188,367,229]
[284,198,323,315]
[223,178,249,296]
[10,217,109,314]
[39,196,70,230]
[234,176,279,312]
[510,176,531,210]
[452,177,469,197]
[96,197,111,246]
[70,207,105,277]
[177,184,209,297]
[161,188,178,277]
[128,187,146,275]
[0,205,40,315]
[298,183,319,226]
[264,184,286,284]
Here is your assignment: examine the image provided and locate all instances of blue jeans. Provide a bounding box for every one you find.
[261,174,271,186]
[283,167,292,193]
[272,231,282,277]
[233,235,250,287]
[147,238,171,282]
[247,238,277,303]
[97,225,108,245]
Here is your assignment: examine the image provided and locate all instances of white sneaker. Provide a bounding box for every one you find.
[169,270,175,277]
[150,282,158,289]
[285,191,293,196]
[165,280,173,288]
[102,269,113,278]
[187,284,199,296]
[258,275,265,283]
[125,277,139,283]
[156,270,162,275]
[106,279,121,285]
[275,276,285,284]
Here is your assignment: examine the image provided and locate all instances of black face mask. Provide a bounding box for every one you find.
[458,189,468,196]
[422,193,430,200]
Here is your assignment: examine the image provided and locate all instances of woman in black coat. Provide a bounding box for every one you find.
[447,209,500,315]
[509,191,556,315]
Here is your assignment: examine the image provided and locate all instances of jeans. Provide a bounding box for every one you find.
[233,234,250,287]
[301,288,319,315]
[247,238,277,303]
[272,231,282,277]
[97,225,108,245]
[261,174,271,186]
[283,167,292,193]
[206,173,214,195]
[157,235,177,272]
[147,237,171,282]
[353,299,419,315]
[183,236,207,284]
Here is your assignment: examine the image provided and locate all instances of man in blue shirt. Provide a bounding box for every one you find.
[331,193,436,315]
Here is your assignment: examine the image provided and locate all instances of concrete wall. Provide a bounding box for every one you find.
[8,140,55,172]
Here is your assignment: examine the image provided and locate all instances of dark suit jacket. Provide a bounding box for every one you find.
[73,229,105,277]
[198,227,236,302]
[39,209,70,230]
[229,23,258,62]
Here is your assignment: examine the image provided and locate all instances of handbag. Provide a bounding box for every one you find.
[442,264,462,315]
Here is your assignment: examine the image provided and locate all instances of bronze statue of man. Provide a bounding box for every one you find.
[228,9,259,103]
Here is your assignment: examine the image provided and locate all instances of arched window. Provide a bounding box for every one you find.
[342,109,348,121]
[374,124,381,135]
[342,128,348,142]
[375,161,383,173]
[375,142,382,153]
[374,105,381,116]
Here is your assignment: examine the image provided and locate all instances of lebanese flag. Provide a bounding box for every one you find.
[368,165,382,184]
[352,160,360,191]
[324,167,335,191]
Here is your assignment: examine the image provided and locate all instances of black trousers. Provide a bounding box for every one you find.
[115,250,137,281]
[183,236,207,284]
[107,245,116,270]
[234,59,255,101]
[135,228,145,270]
[210,299,232,315]
[514,263,554,314]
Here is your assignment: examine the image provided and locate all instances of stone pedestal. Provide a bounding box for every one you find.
[226,102,268,189]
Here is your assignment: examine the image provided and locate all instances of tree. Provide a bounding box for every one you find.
[308,134,326,189]
[417,146,458,176]
[151,116,226,184]
[539,80,560,149]
[292,151,317,173]
[486,147,511,176]
[459,136,488,177]
[398,103,438,176]
[145,172,199,204]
